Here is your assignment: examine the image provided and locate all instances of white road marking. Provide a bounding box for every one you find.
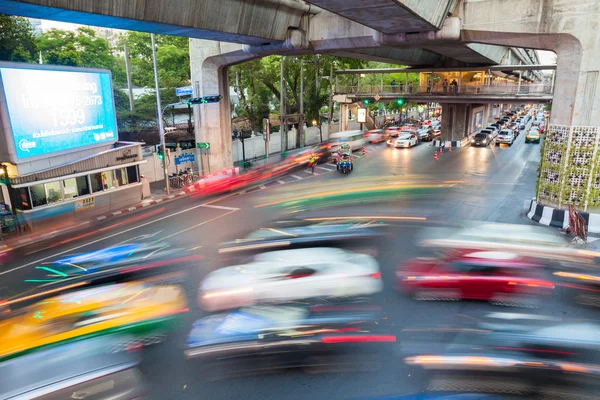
[316,166,332,171]
[0,201,231,276]
[290,175,304,180]
[200,204,240,211]
[303,170,318,175]
[259,185,267,190]
[277,180,286,184]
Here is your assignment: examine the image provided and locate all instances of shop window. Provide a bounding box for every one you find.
[103,170,115,190]
[17,188,31,210]
[45,181,62,204]
[126,166,139,184]
[63,176,90,199]
[90,173,103,193]
[30,184,47,207]
[114,168,128,187]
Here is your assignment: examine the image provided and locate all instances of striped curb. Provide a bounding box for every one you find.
[432,137,469,148]
[526,198,600,233]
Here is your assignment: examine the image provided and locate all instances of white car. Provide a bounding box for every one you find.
[394,132,418,148]
[496,129,515,145]
[198,248,383,311]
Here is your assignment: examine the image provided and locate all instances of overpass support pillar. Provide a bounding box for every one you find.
[189,40,239,172]
[440,103,469,142]
[339,103,349,131]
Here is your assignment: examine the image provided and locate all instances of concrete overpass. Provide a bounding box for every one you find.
[1,0,599,209]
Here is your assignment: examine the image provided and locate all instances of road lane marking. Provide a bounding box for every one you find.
[200,204,240,211]
[152,210,238,243]
[277,180,286,184]
[316,166,332,171]
[290,175,303,180]
[0,201,230,276]
[259,185,267,189]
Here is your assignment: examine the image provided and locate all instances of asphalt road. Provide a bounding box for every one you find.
[3,128,596,399]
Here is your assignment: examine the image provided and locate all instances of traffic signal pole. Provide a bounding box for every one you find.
[151,33,170,195]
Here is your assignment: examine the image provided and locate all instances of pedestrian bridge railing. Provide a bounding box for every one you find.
[335,84,554,97]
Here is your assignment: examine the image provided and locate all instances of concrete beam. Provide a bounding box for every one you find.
[303,0,457,34]
[0,0,311,44]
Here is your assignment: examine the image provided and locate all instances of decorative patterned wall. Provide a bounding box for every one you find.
[538,125,600,210]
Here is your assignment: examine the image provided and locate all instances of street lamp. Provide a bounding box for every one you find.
[312,120,317,127]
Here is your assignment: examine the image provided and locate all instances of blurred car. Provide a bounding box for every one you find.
[367,129,387,143]
[199,247,383,312]
[553,267,600,307]
[417,127,435,142]
[485,126,499,137]
[396,250,554,306]
[525,129,541,143]
[385,126,401,138]
[0,281,188,361]
[508,122,520,135]
[394,132,419,148]
[186,304,394,376]
[404,314,600,397]
[496,129,515,145]
[218,221,387,258]
[471,132,491,147]
[0,335,146,400]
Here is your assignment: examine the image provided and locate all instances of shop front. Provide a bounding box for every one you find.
[4,143,145,230]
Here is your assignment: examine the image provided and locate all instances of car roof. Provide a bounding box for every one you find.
[0,335,139,399]
[480,129,492,133]
[254,247,349,264]
[448,250,537,268]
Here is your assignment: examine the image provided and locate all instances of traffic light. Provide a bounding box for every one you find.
[396,98,405,106]
[186,95,222,105]
[363,99,370,106]
[157,148,164,161]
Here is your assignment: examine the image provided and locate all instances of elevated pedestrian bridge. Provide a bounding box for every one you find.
[335,83,553,104]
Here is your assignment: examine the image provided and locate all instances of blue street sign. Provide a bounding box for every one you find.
[175,152,195,165]
[176,86,194,97]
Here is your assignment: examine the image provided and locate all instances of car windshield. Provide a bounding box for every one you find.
[398,133,412,139]
[475,133,487,139]
[500,130,511,135]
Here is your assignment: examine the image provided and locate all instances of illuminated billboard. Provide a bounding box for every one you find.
[0,64,118,160]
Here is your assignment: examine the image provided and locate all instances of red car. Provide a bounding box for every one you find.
[396,250,554,306]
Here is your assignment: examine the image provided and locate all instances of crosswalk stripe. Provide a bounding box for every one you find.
[290,174,303,180]
[277,179,286,184]
[316,166,332,171]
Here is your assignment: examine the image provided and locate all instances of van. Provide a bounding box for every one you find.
[329,130,367,153]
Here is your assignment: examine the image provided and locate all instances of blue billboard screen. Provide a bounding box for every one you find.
[0,66,117,159]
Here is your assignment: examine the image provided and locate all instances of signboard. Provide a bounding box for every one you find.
[374,94,381,101]
[0,64,118,160]
[74,197,95,212]
[176,86,194,97]
[175,152,195,165]
[197,142,210,149]
[357,108,367,123]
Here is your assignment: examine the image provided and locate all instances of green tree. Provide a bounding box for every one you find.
[0,14,37,62]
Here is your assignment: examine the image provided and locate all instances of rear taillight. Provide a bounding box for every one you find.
[370,272,381,279]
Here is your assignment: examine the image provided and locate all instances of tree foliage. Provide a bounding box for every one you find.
[0,14,37,62]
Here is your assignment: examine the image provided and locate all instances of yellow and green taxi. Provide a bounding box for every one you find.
[0,281,187,361]
[525,129,541,143]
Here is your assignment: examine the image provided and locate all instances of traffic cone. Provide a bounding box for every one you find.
[362,147,366,155]
[433,151,438,161]
[440,147,443,155]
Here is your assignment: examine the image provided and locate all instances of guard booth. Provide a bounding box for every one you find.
[0,62,145,232]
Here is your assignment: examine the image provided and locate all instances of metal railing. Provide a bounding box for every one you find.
[335,84,554,96]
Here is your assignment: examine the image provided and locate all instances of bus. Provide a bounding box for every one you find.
[329,130,368,154]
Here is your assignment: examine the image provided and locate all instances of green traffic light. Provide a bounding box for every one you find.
[363,99,370,105]
[157,151,164,160]
[396,99,404,106]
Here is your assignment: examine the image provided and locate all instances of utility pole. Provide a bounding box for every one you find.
[151,33,170,194]
[328,63,333,138]
[124,42,134,111]
[299,62,304,147]
[279,56,286,154]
